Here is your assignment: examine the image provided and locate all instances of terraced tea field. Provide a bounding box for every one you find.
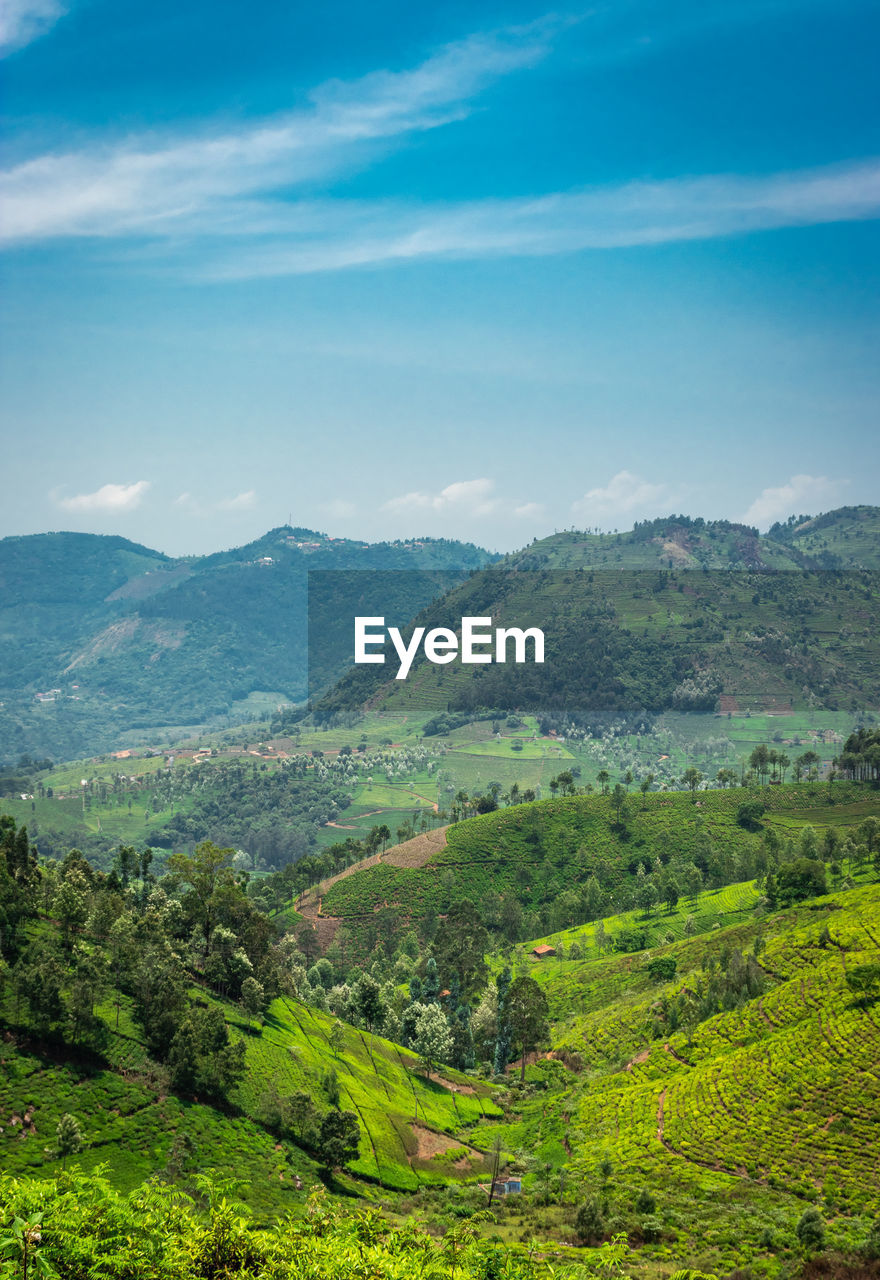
[474,881,880,1273]
[316,783,873,940]
[0,985,500,1213]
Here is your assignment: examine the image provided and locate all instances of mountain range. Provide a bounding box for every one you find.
[1,505,878,761]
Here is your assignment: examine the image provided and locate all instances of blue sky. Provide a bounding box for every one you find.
[1,0,878,554]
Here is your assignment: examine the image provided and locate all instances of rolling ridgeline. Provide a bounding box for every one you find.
[3,505,880,762]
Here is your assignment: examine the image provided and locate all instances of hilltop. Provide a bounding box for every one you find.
[296,781,879,951]
[0,526,495,760]
[312,556,880,728]
[507,508,880,571]
[3,507,878,765]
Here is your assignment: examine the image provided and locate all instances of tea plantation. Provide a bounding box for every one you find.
[468,882,880,1275]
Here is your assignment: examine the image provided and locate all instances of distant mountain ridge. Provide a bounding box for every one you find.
[2,506,877,760]
[0,526,496,759]
[508,506,880,571]
[311,506,880,728]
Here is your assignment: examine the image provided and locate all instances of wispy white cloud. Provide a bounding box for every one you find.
[217,490,257,512]
[0,20,556,245]
[383,478,501,518]
[514,501,544,519]
[0,0,66,56]
[199,159,880,279]
[572,470,671,524]
[174,489,257,515]
[53,480,150,513]
[741,474,849,530]
[4,12,876,277]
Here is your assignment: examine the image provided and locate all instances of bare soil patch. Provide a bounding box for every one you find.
[383,827,449,868]
[411,1124,466,1159]
[430,1073,476,1096]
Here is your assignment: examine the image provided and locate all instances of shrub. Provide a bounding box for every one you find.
[736,801,765,831]
[796,1207,825,1253]
[640,1215,663,1242]
[575,1196,606,1244]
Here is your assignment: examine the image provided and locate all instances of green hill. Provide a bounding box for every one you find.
[507,515,809,570]
[0,992,498,1209]
[769,506,880,569]
[4,778,880,1273]
[314,783,878,950]
[0,527,495,760]
[466,879,880,1274]
[312,557,880,728]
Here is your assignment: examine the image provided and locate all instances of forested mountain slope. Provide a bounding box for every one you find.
[312,561,880,730]
[0,527,494,759]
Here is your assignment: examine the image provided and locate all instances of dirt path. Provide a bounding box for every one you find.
[295,850,385,917]
[663,1042,692,1067]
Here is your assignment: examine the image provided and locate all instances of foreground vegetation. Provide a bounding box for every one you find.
[3,766,880,1276]
[0,1172,634,1279]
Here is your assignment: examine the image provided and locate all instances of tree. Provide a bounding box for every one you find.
[318,1109,360,1172]
[506,976,549,1083]
[659,874,680,912]
[860,817,880,857]
[68,951,108,1046]
[610,783,629,829]
[56,1113,83,1167]
[575,1196,606,1244]
[52,872,89,948]
[329,1020,345,1055]
[130,944,188,1056]
[750,745,770,784]
[295,920,320,965]
[776,858,827,905]
[288,1091,320,1143]
[736,800,765,831]
[353,973,385,1034]
[681,767,703,799]
[796,1207,825,1253]
[493,967,512,1074]
[13,943,66,1037]
[432,900,489,1003]
[240,975,266,1029]
[596,770,610,795]
[167,840,236,956]
[412,1003,453,1077]
[168,1006,246,1099]
[796,750,820,783]
[640,774,654,808]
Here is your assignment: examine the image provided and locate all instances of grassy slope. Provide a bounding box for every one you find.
[472,880,880,1274]
[0,983,500,1218]
[780,506,880,569]
[319,783,874,926]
